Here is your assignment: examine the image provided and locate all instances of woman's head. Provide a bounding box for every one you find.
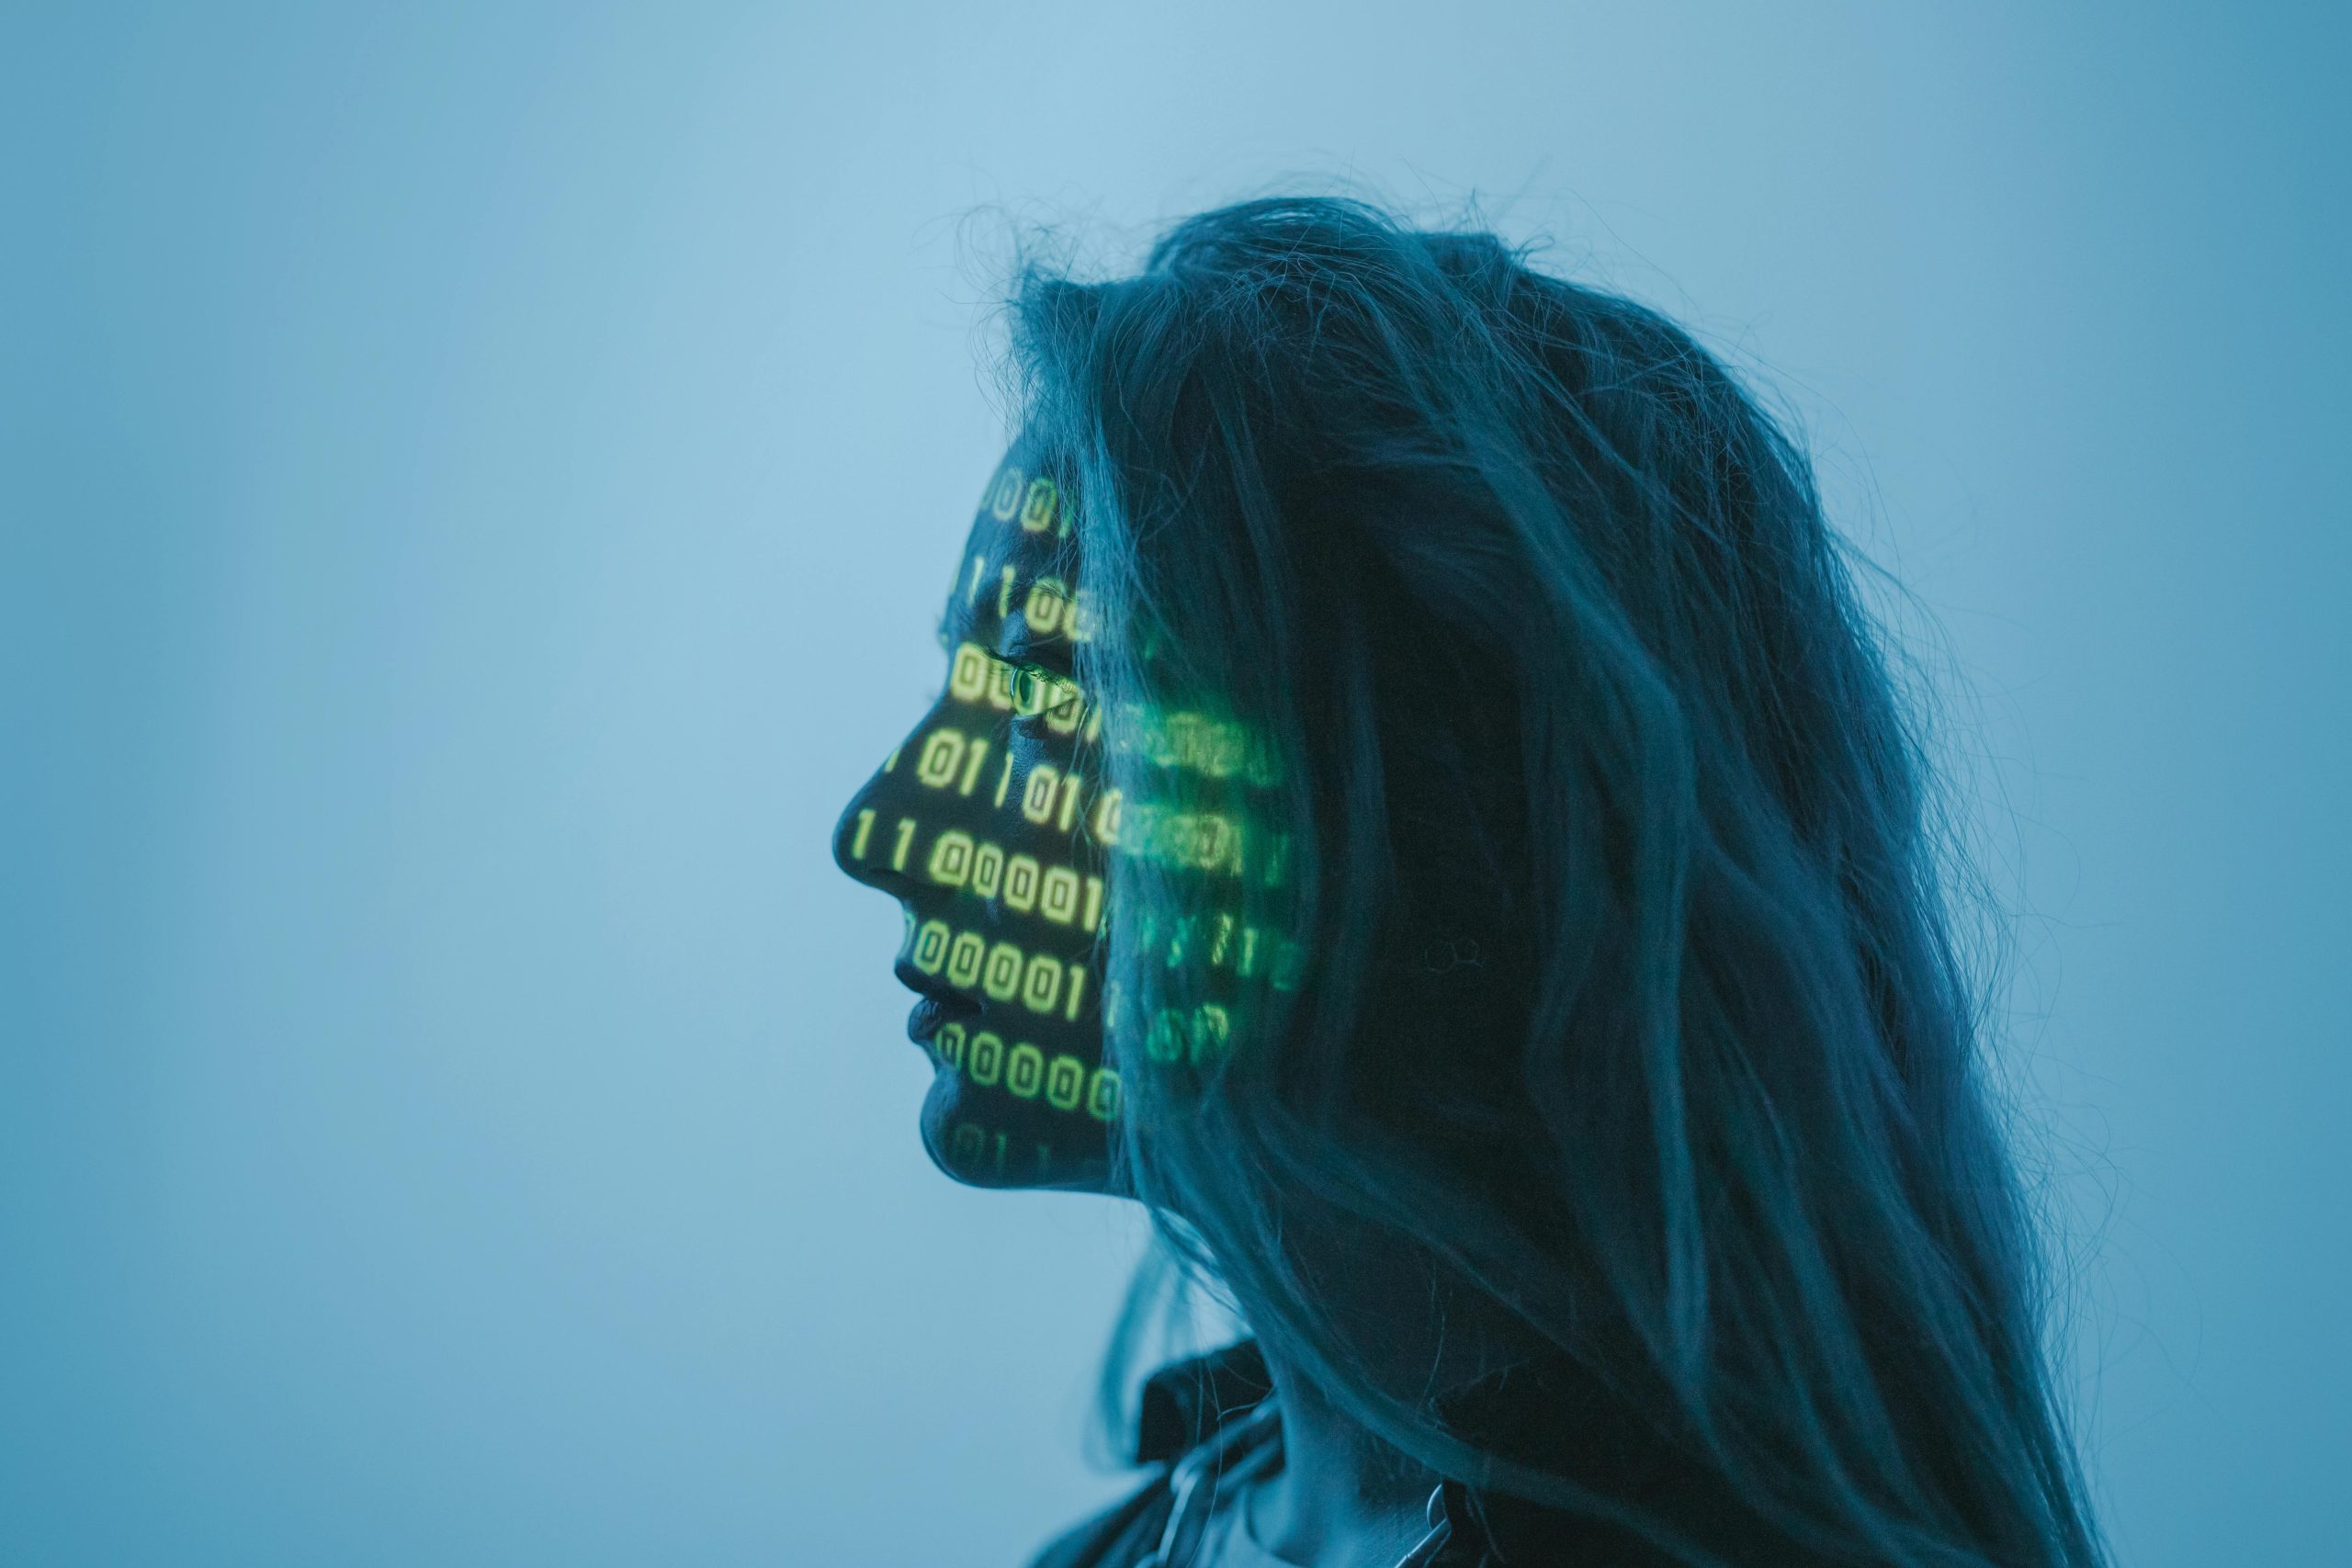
[838,194,2102,1565]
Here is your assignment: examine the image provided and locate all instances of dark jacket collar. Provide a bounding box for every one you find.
[1134,1338,1275,1465]
[1134,1340,1743,1566]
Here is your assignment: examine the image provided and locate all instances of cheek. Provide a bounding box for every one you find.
[914,719,1119,1190]
[1001,727,1095,843]
[939,722,1105,931]
[879,707,1107,955]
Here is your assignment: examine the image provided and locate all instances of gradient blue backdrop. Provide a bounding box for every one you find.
[4,5,2344,1563]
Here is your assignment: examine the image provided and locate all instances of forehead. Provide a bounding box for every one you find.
[938,444,1080,649]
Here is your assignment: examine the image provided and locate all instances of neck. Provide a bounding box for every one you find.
[1248,1339,1440,1568]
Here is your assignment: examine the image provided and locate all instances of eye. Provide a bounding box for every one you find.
[1009,662,1086,728]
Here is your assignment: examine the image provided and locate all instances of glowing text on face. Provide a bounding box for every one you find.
[833,450,1118,1187]
[839,447,1307,1189]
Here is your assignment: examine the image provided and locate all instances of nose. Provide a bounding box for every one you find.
[832,764,916,898]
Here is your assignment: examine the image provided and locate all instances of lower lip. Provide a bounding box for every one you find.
[908,996,959,1043]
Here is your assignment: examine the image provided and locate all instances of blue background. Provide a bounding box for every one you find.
[4,5,2344,1563]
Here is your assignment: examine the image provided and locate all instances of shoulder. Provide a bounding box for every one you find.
[1019,1339,1274,1568]
[1022,1472,1176,1568]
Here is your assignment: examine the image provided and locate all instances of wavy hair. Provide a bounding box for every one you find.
[995,196,2103,1568]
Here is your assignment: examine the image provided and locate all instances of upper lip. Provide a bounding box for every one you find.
[895,958,983,1016]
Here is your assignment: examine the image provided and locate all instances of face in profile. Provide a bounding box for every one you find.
[831,441,1120,1191]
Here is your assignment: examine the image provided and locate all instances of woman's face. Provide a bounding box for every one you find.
[831,442,1119,1191]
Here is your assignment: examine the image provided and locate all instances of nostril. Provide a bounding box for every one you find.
[835,795,921,896]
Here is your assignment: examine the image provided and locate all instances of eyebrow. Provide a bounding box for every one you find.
[997,623,1073,671]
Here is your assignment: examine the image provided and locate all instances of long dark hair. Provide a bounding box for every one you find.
[996,195,2103,1567]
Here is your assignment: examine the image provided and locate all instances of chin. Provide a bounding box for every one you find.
[915,1071,1117,1194]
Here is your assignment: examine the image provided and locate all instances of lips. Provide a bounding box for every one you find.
[896,958,981,1043]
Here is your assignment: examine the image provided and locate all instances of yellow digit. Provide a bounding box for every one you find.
[925,829,973,886]
[950,643,990,704]
[1020,477,1057,534]
[1046,1055,1083,1112]
[1006,1042,1044,1098]
[910,919,949,976]
[1003,854,1039,913]
[1023,575,1068,635]
[970,842,1003,899]
[1020,953,1060,1014]
[983,942,1023,1002]
[916,729,964,787]
[1045,676,1085,736]
[967,1032,1003,1087]
[1086,1067,1122,1121]
[1023,764,1059,825]
[989,468,1023,521]
[946,931,985,989]
[956,739,990,795]
[1040,866,1079,924]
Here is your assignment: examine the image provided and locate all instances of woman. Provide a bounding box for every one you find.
[832,196,2107,1567]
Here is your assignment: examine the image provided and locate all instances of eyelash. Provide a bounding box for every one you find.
[1009,664,1085,725]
